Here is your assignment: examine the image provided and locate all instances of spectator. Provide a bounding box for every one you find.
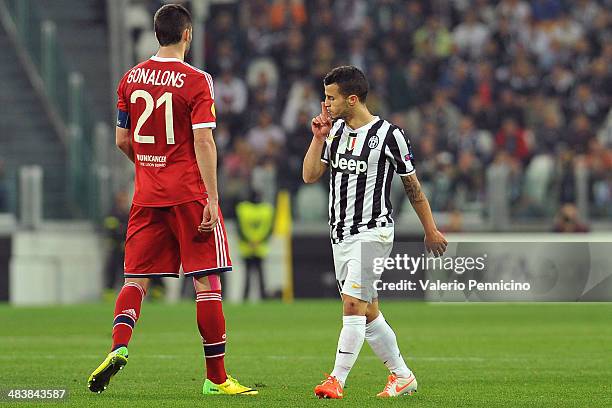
[277,28,308,81]
[215,68,248,122]
[452,10,490,60]
[413,16,452,59]
[534,110,563,155]
[424,88,462,145]
[468,94,498,131]
[246,58,279,109]
[452,151,484,206]
[209,40,239,75]
[566,83,605,124]
[366,62,390,116]
[442,60,475,113]
[551,12,584,49]
[333,0,367,34]
[279,110,312,200]
[496,0,531,33]
[564,114,595,154]
[496,89,524,127]
[451,116,494,164]
[346,36,373,72]
[269,0,307,31]
[310,35,336,79]
[490,16,515,63]
[236,190,274,300]
[552,203,589,232]
[282,80,320,132]
[221,139,256,216]
[206,11,243,65]
[389,61,430,113]
[495,118,531,164]
[246,110,285,155]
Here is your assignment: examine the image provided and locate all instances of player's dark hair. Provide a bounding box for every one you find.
[324,65,369,102]
[154,4,192,46]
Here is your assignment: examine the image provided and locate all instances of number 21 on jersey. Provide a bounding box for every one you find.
[130,90,175,144]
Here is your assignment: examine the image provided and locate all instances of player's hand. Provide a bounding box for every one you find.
[424,229,448,257]
[311,102,332,141]
[199,198,219,233]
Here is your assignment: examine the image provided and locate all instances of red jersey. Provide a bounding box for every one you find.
[117,55,216,206]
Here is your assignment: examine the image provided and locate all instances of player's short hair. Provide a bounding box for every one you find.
[154,4,192,46]
[324,66,369,102]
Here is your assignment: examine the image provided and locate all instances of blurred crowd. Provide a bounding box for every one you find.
[131,0,612,221]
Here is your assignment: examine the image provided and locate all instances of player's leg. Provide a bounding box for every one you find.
[315,241,369,399]
[194,274,227,385]
[365,300,417,397]
[175,200,257,395]
[331,293,369,383]
[194,275,256,396]
[89,205,180,393]
[111,277,149,351]
[88,276,150,393]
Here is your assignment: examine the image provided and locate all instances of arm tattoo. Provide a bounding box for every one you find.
[402,176,425,204]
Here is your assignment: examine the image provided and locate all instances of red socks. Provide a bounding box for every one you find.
[196,290,227,384]
[111,282,145,351]
[110,282,227,385]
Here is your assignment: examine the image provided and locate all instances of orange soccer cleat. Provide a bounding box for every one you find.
[376,373,418,397]
[314,374,344,399]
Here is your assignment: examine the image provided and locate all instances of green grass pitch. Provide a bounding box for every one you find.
[0,301,610,407]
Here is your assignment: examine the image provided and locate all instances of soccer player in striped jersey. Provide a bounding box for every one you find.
[87,4,256,397]
[304,66,448,398]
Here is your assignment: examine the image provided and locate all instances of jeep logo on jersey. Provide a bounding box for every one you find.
[330,153,368,175]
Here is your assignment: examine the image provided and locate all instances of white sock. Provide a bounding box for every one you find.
[365,312,412,378]
[330,315,366,386]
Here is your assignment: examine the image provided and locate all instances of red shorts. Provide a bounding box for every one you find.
[124,200,232,278]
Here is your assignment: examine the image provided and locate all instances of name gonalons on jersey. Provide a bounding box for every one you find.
[321,116,416,244]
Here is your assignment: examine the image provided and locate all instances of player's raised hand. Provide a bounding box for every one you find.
[424,229,448,257]
[311,102,332,140]
[199,198,219,233]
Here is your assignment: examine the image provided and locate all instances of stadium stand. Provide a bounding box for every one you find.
[196,0,611,223]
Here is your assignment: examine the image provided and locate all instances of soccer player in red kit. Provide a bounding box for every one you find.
[87,4,257,396]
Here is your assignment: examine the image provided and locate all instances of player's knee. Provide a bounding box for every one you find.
[365,309,380,323]
[342,295,367,315]
[193,274,222,292]
[124,277,150,293]
[365,299,380,322]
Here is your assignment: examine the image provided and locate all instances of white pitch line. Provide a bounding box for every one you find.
[0,354,535,363]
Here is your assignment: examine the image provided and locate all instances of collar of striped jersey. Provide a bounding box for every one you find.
[150,55,183,63]
[344,116,380,133]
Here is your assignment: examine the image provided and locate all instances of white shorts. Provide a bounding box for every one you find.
[332,226,394,303]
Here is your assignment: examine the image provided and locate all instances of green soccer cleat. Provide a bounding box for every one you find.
[87,346,128,393]
[202,375,258,396]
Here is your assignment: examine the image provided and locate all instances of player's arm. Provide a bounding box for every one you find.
[401,173,447,256]
[387,126,447,256]
[193,128,219,232]
[115,126,134,163]
[115,79,133,163]
[303,102,331,183]
[303,138,328,183]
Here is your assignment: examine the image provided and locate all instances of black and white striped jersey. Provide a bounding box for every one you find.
[320,116,416,244]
